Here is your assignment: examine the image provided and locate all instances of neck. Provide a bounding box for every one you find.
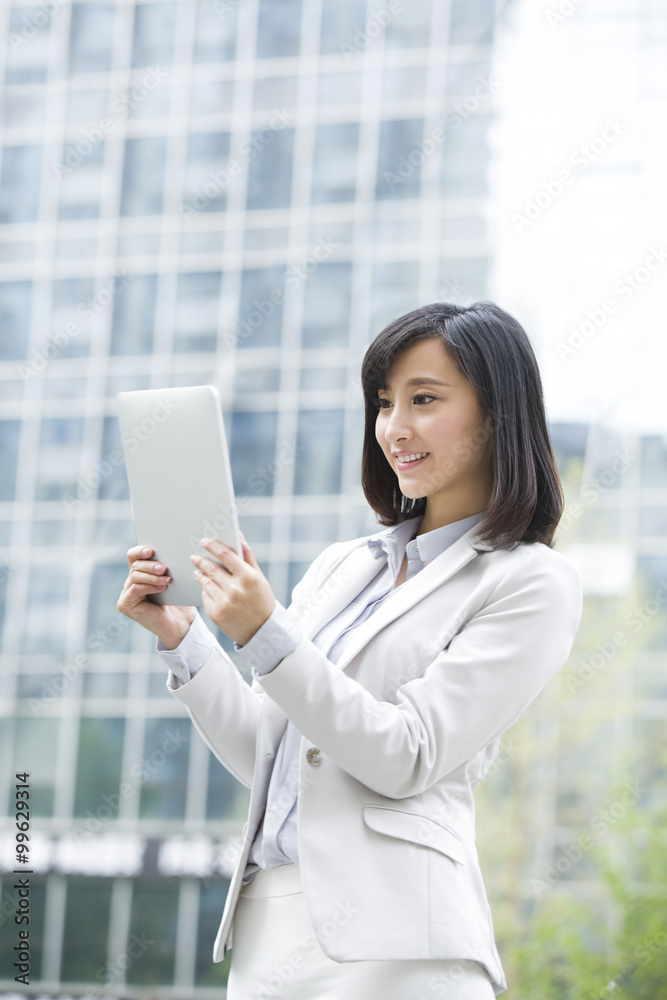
[418,490,490,536]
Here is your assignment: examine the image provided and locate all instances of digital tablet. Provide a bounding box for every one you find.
[116,385,241,606]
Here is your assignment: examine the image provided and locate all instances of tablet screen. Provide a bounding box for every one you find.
[117,385,241,606]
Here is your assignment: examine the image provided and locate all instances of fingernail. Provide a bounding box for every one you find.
[153,563,164,573]
[141,547,151,556]
[201,537,211,545]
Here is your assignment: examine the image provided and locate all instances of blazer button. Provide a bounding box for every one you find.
[306,747,321,766]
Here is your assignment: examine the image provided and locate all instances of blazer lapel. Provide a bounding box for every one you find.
[293,541,384,641]
[333,529,487,672]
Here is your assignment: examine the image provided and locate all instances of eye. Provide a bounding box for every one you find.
[413,394,436,405]
[376,397,392,409]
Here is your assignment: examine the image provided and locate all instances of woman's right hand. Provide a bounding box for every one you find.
[117,545,197,650]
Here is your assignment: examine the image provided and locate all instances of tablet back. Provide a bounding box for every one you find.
[116,385,241,606]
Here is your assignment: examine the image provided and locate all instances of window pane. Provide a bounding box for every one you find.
[237,267,285,349]
[35,417,84,501]
[230,411,278,497]
[5,8,49,83]
[138,718,191,819]
[193,0,237,62]
[376,119,424,200]
[0,421,20,500]
[294,410,344,495]
[73,718,125,818]
[0,145,41,223]
[120,137,167,216]
[371,260,420,335]
[195,883,231,985]
[385,0,432,49]
[0,281,31,360]
[132,2,176,68]
[312,123,358,204]
[68,4,116,73]
[110,274,157,355]
[97,417,130,501]
[86,565,134,655]
[58,140,104,220]
[11,718,60,817]
[382,66,427,102]
[61,879,112,981]
[302,262,352,348]
[246,128,295,211]
[449,0,495,44]
[641,436,667,487]
[441,112,490,198]
[21,566,71,655]
[51,277,95,358]
[127,881,179,984]
[253,76,298,113]
[183,132,231,216]
[174,271,221,353]
[439,258,488,302]
[206,751,245,821]
[256,0,301,57]
[320,0,367,54]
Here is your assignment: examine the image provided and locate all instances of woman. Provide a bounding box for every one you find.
[118,301,583,998]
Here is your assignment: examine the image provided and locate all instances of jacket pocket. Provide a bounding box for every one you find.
[362,805,466,865]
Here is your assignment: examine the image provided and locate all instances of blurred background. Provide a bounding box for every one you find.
[0,0,666,996]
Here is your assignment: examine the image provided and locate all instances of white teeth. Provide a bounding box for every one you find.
[399,453,427,463]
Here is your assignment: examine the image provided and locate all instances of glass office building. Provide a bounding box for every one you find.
[0,0,502,993]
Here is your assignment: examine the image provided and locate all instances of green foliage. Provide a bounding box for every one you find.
[507,791,667,1000]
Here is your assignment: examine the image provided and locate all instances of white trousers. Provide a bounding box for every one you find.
[227,864,497,1000]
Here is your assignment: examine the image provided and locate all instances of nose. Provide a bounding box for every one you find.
[380,402,413,445]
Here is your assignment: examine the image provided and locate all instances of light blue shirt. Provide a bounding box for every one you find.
[158,511,486,872]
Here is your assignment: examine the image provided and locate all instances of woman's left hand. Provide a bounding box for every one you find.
[190,535,276,646]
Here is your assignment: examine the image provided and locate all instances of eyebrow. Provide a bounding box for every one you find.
[379,376,452,391]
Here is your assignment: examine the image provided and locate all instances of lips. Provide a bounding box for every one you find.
[394,451,429,470]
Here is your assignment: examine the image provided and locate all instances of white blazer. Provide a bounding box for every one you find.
[168,521,583,994]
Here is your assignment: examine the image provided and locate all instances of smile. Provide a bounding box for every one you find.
[394,452,429,470]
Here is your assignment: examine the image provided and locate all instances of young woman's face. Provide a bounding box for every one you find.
[375,337,494,528]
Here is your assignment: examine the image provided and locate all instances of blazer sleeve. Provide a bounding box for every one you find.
[256,544,583,799]
[166,539,346,788]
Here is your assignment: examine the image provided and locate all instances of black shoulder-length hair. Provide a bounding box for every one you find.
[360,301,563,549]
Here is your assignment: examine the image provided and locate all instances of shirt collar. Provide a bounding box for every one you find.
[368,510,488,566]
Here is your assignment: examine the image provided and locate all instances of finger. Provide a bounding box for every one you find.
[240,533,260,570]
[127,545,154,566]
[133,560,169,576]
[191,555,228,586]
[199,537,244,573]
[129,570,172,588]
